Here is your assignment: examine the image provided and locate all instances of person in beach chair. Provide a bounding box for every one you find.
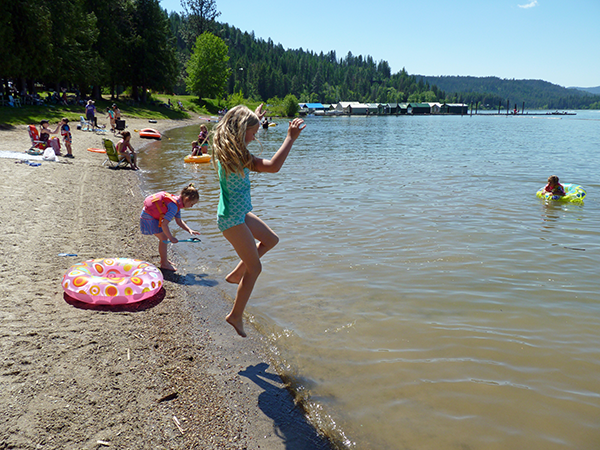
[102,138,129,169]
[27,125,46,154]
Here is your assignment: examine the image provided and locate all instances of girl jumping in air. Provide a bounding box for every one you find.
[212,104,306,337]
[140,183,201,271]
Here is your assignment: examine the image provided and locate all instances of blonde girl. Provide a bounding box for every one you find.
[213,104,306,337]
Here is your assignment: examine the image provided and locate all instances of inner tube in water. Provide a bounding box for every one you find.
[536,183,586,204]
[139,128,161,139]
[184,154,211,164]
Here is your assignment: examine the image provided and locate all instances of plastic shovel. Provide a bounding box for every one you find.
[162,238,201,244]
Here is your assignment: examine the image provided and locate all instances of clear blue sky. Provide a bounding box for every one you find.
[159,0,600,88]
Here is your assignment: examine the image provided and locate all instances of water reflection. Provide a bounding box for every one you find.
[138,113,600,450]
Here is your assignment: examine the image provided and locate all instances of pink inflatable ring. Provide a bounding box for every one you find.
[62,258,163,305]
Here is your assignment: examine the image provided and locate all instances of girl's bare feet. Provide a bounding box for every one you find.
[226,314,247,337]
[161,260,177,272]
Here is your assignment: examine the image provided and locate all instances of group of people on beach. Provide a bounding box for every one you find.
[38,118,73,158]
[36,101,129,163]
[141,104,305,337]
[84,100,121,132]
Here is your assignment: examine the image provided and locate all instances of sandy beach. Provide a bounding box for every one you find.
[0,114,332,449]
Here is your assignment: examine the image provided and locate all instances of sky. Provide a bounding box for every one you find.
[160,0,600,88]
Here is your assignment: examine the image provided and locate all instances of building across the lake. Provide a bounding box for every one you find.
[300,102,469,116]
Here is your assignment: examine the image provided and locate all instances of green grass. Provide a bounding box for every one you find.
[0,92,283,129]
[0,94,215,128]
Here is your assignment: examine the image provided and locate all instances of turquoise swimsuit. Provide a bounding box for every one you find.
[217,162,252,232]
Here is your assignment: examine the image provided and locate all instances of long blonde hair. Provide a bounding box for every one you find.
[212,105,260,176]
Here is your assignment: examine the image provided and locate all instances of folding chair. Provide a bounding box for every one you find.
[27,125,47,154]
[102,138,129,169]
[8,95,22,107]
[79,116,92,131]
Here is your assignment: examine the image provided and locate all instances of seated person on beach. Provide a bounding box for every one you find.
[116,131,139,170]
[544,175,565,197]
[39,120,62,155]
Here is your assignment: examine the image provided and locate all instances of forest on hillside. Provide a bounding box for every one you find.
[168,18,444,104]
[416,75,600,110]
[169,13,600,109]
[2,0,599,110]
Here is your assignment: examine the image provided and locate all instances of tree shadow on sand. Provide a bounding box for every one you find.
[239,363,333,450]
[63,287,166,312]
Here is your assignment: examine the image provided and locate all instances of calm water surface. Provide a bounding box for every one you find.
[138,111,600,450]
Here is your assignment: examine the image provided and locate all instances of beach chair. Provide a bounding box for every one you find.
[8,95,22,107]
[28,125,47,154]
[79,115,92,131]
[102,138,129,169]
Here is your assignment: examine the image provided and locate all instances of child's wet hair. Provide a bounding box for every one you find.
[181,183,200,202]
[548,175,559,184]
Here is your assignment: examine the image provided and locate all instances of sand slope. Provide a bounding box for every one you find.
[0,117,332,449]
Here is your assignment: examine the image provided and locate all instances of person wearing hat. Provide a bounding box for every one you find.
[85,100,97,129]
[113,104,121,120]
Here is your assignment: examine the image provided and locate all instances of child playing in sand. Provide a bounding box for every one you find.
[544,175,565,197]
[140,183,201,272]
[212,104,306,337]
[60,118,73,158]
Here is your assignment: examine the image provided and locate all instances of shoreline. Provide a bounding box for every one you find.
[0,115,333,449]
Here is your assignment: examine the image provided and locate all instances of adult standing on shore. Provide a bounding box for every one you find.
[85,100,97,129]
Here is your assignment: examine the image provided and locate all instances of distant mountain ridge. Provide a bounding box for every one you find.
[416,75,600,109]
[570,86,600,95]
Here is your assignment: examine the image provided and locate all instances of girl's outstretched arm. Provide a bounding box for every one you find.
[254,118,306,173]
[175,217,200,236]
[254,104,266,121]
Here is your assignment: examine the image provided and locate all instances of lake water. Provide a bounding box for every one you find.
[137,111,600,449]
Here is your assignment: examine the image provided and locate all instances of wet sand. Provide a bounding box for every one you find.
[0,115,332,449]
